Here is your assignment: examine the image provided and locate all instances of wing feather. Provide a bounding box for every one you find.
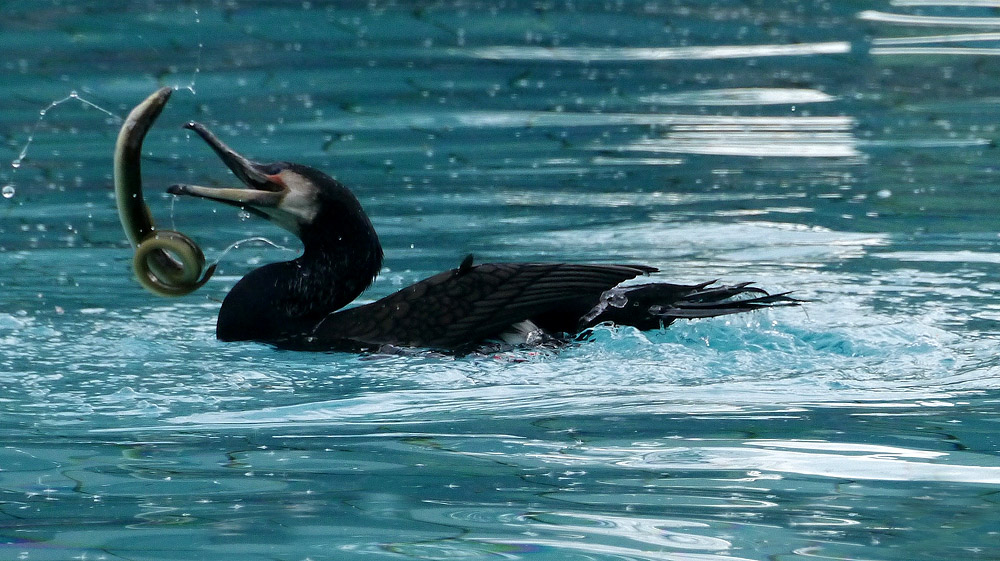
[311,262,653,349]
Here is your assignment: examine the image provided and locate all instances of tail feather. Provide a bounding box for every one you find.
[679,281,769,302]
[579,281,800,331]
[650,290,799,320]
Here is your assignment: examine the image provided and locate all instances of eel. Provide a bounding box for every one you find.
[113,87,215,296]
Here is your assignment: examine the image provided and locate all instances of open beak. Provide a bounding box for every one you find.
[167,122,286,211]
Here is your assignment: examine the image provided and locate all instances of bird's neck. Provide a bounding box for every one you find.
[291,233,383,315]
[217,222,383,342]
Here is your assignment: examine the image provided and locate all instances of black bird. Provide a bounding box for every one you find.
[168,122,797,352]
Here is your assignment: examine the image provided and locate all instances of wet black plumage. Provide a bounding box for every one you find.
[169,122,798,352]
[311,262,656,350]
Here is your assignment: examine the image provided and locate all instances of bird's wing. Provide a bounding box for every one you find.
[311,262,655,349]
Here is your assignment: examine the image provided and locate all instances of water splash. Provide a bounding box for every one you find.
[9,90,122,171]
[210,236,297,267]
[184,7,203,94]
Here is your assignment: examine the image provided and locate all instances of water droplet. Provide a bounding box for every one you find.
[39,109,46,116]
[606,291,628,309]
[2,185,14,199]
[69,90,78,98]
[238,210,252,221]
[11,160,21,169]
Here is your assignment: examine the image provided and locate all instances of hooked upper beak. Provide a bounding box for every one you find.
[167,122,286,210]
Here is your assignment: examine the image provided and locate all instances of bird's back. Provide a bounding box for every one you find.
[307,262,656,350]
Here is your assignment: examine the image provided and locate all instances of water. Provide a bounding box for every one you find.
[2,1,999,559]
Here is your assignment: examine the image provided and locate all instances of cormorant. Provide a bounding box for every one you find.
[168,122,797,352]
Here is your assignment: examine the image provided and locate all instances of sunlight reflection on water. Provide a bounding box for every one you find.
[3,1,1000,560]
[468,42,853,61]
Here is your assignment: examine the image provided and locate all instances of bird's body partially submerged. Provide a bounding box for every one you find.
[170,122,797,353]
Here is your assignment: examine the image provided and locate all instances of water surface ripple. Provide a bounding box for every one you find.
[2,2,999,561]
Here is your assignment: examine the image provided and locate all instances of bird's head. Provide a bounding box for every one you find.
[168,122,364,239]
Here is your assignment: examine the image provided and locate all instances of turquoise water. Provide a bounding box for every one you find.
[2,1,1000,559]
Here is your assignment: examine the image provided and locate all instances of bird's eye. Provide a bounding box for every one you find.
[258,163,284,175]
